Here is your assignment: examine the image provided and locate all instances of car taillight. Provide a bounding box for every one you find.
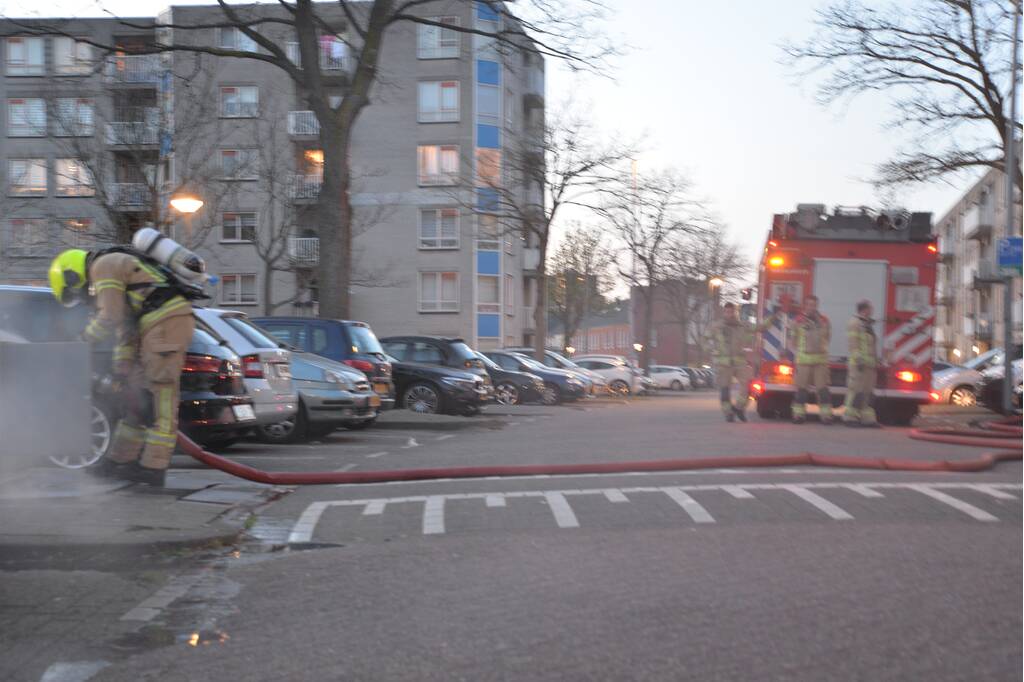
[183,354,222,374]
[929,391,941,402]
[344,359,375,372]
[895,370,922,383]
[750,381,765,395]
[242,354,264,378]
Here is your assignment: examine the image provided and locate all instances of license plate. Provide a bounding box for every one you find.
[368,394,381,408]
[373,382,389,396]
[275,363,292,379]
[232,404,256,421]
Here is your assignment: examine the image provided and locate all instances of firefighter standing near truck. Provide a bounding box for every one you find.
[711,302,778,423]
[843,300,881,428]
[48,247,196,487]
[791,295,835,424]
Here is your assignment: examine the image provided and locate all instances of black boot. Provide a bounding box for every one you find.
[733,406,747,423]
[117,462,167,487]
[725,411,735,423]
[86,457,129,480]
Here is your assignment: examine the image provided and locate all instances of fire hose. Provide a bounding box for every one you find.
[175,418,1023,486]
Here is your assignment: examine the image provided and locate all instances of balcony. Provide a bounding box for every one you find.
[106,119,159,146]
[289,174,322,200]
[972,260,1005,289]
[286,42,351,74]
[963,202,995,241]
[288,237,319,266]
[109,183,150,209]
[288,111,320,136]
[522,246,540,272]
[975,313,994,341]
[521,306,537,330]
[418,171,459,187]
[105,55,162,84]
[523,66,544,110]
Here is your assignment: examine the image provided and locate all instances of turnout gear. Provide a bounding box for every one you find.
[843,313,879,426]
[711,314,775,419]
[792,312,834,422]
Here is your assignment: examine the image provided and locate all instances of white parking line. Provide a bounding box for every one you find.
[780,485,854,520]
[971,484,1019,500]
[121,574,202,622]
[603,489,629,503]
[402,438,420,449]
[363,500,387,515]
[334,463,359,473]
[365,451,389,459]
[844,484,885,498]
[485,494,507,508]
[436,434,455,441]
[722,485,755,499]
[544,492,580,528]
[288,501,331,543]
[423,496,446,534]
[908,485,999,522]
[663,488,716,523]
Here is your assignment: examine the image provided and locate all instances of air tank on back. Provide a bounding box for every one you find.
[131,227,216,284]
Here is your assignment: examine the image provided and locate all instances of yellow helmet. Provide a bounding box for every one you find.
[48,249,89,307]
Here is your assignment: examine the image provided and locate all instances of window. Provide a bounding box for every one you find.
[419,208,459,249]
[8,98,45,136]
[410,341,444,364]
[9,159,47,196]
[54,98,94,136]
[60,218,94,247]
[319,35,349,70]
[477,83,500,124]
[55,159,94,197]
[477,274,499,313]
[476,213,500,250]
[504,274,515,314]
[221,274,258,305]
[417,16,460,59]
[54,37,93,74]
[418,81,460,122]
[220,86,259,117]
[6,37,45,76]
[222,212,257,242]
[417,145,459,185]
[218,27,258,52]
[220,149,259,180]
[476,148,501,186]
[5,218,49,256]
[419,271,459,312]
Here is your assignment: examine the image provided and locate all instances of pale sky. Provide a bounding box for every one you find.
[1,0,981,267]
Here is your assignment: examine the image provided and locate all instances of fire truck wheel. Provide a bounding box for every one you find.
[756,398,776,419]
[876,400,919,426]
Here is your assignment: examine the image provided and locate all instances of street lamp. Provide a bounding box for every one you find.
[971,345,980,355]
[565,346,576,355]
[633,343,643,352]
[708,277,724,289]
[170,193,203,243]
[952,348,962,359]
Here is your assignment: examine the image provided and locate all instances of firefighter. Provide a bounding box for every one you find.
[49,248,195,487]
[843,300,881,428]
[711,302,777,422]
[791,295,835,424]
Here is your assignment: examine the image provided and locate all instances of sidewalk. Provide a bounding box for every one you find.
[0,465,287,569]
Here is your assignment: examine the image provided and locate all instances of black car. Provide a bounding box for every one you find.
[251,316,395,411]
[681,367,704,389]
[475,351,545,406]
[387,354,490,416]
[977,361,1023,415]
[484,351,587,405]
[381,335,488,379]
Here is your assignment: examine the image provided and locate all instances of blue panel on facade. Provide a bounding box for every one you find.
[477,60,500,85]
[477,187,499,212]
[477,250,500,274]
[476,2,500,21]
[477,313,500,338]
[477,124,500,149]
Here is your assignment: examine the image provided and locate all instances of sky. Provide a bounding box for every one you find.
[0,0,983,267]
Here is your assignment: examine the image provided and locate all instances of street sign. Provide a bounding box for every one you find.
[997,236,1023,275]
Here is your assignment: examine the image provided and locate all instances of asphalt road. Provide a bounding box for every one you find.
[14,393,1024,681]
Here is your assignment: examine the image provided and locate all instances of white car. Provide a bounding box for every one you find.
[573,355,643,395]
[650,365,692,391]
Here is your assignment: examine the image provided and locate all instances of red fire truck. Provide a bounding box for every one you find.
[751,204,939,425]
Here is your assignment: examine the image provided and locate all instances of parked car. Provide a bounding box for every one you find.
[931,348,1005,407]
[932,361,955,373]
[194,308,298,427]
[0,285,256,464]
[257,351,381,442]
[680,367,704,389]
[251,316,395,411]
[485,351,587,405]
[387,354,490,416]
[503,347,607,395]
[475,351,545,406]
[573,355,643,396]
[381,335,488,378]
[650,365,692,391]
[977,359,1023,415]
[696,368,715,388]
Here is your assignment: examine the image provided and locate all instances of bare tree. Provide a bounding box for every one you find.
[547,223,614,353]
[11,1,617,319]
[596,169,700,373]
[784,0,1022,189]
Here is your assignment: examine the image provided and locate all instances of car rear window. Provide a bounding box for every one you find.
[346,324,384,354]
[448,341,478,362]
[223,316,281,349]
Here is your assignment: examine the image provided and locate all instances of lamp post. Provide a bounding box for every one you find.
[169,193,203,244]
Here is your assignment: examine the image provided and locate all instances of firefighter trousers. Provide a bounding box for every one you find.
[792,363,833,418]
[715,363,753,416]
[843,363,878,424]
[108,314,195,470]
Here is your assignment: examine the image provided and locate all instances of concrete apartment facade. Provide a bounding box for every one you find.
[934,167,1022,362]
[0,1,545,350]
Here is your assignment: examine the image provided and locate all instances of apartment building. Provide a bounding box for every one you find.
[0,1,545,349]
[934,167,1022,362]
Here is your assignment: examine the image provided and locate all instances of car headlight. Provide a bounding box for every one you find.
[324,371,353,389]
[567,378,583,387]
[441,377,477,389]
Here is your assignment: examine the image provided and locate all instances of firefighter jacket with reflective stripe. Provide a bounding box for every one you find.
[794,312,831,365]
[711,317,774,367]
[846,314,878,368]
[83,252,193,360]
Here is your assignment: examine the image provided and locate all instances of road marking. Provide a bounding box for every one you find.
[908,485,999,522]
[663,488,716,523]
[288,501,331,543]
[334,463,358,472]
[40,661,111,681]
[971,484,1018,500]
[363,500,387,515]
[544,492,580,528]
[508,421,521,426]
[121,574,202,622]
[485,494,506,507]
[436,434,455,441]
[232,455,327,461]
[780,485,854,520]
[603,489,629,503]
[844,484,885,498]
[402,438,420,449]
[365,451,389,459]
[722,485,755,499]
[423,496,446,534]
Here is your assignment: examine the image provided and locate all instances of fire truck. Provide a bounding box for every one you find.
[750,204,938,425]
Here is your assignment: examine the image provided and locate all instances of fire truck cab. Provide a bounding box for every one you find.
[752,204,938,426]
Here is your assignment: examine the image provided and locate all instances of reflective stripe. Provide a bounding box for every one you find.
[84,317,117,342]
[94,279,126,292]
[144,431,177,446]
[139,296,191,334]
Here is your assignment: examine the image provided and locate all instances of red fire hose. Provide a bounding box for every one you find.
[175,418,1023,486]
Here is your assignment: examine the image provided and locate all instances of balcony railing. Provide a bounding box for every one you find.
[289,174,322,199]
[975,313,994,340]
[288,237,319,265]
[418,108,459,123]
[288,111,320,136]
[521,306,537,330]
[417,43,459,60]
[286,42,351,72]
[105,54,162,84]
[522,246,540,271]
[105,120,159,146]
[964,202,995,241]
[418,171,459,186]
[109,183,150,208]
[972,260,1005,289]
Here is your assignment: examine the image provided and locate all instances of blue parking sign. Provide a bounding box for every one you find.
[997,237,1023,275]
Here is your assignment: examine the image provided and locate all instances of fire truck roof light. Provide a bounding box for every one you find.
[768,256,785,268]
[927,244,938,253]
[768,240,778,247]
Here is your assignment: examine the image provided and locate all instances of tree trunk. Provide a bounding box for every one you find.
[533,234,550,362]
[679,318,689,365]
[316,126,352,319]
[263,263,274,316]
[640,286,653,374]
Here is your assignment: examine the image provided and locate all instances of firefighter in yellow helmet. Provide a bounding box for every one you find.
[791,295,835,424]
[49,248,195,486]
[710,302,778,422]
[843,299,881,428]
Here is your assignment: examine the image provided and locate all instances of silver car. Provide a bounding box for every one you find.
[931,348,1004,407]
[193,308,298,425]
